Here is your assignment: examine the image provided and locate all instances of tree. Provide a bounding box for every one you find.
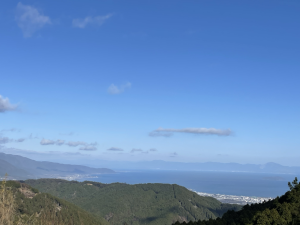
[288,177,298,190]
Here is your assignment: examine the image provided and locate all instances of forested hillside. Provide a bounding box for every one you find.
[26,179,241,225]
[173,178,300,225]
[0,179,108,225]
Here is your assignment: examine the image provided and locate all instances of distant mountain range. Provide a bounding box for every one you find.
[86,160,300,174]
[1,151,299,180]
[0,152,114,179]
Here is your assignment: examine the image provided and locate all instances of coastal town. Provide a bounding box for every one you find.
[195,191,273,205]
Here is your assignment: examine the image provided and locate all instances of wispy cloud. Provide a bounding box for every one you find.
[0,128,18,133]
[79,146,97,151]
[0,146,92,161]
[0,137,12,144]
[130,148,152,154]
[40,138,96,148]
[0,136,26,144]
[149,148,157,152]
[67,141,87,147]
[72,14,113,28]
[15,138,25,142]
[149,132,172,137]
[15,2,51,37]
[131,148,143,153]
[56,139,65,146]
[170,152,178,157]
[108,82,131,95]
[28,133,40,139]
[40,139,55,145]
[40,139,66,146]
[217,154,229,157]
[149,127,232,137]
[107,147,123,151]
[0,95,18,113]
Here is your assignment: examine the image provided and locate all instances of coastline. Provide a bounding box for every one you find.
[194,190,273,205]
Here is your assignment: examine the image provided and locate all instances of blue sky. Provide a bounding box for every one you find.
[0,0,299,166]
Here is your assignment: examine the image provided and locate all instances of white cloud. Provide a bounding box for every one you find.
[39,139,96,147]
[40,139,55,145]
[0,136,25,143]
[67,141,87,147]
[149,148,157,152]
[28,133,40,139]
[149,127,232,137]
[131,148,143,153]
[107,147,123,151]
[108,82,131,95]
[0,128,18,133]
[56,139,65,146]
[79,146,97,151]
[15,2,51,37]
[72,14,113,28]
[40,139,66,145]
[0,137,12,144]
[0,95,18,113]
[15,138,25,142]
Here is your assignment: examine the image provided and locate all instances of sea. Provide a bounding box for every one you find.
[79,170,300,198]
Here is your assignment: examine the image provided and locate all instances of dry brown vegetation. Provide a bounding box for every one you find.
[0,175,16,225]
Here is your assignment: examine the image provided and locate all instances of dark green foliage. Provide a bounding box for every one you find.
[26,179,241,225]
[4,181,108,225]
[173,177,300,225]
[5,180,21,188]
[6,180,39,194]
[288,177,298,190]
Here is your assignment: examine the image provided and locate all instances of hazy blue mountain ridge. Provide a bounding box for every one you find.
[0,152,114,179]
[0,158,33,179]
[1,151,299,181]
[87,160,300,174]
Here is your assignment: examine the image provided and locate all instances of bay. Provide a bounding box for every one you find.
[79,170,299,198]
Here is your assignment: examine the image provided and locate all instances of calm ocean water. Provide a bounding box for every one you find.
[79,170,299,198]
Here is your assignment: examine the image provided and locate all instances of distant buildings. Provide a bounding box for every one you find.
[195,191,273,205]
